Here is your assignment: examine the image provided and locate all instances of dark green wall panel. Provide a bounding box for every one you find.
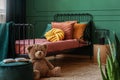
[28,0,120,11]
[26,0,120,38]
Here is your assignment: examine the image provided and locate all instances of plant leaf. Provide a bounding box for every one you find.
[106,55,113,80]
[114,33,120,66]
[107,37,115,63]
[97,48,107,80]
[97,32,120,80]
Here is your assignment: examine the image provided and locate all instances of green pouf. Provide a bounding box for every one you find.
[0,61,34,80]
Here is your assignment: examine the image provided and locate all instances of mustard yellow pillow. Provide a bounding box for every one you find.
[73,23,87,40]
[44,28,64,42]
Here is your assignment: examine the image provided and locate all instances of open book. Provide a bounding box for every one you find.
[3,58,30,63]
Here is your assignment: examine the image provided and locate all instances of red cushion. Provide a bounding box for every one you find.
[52,21,76,39]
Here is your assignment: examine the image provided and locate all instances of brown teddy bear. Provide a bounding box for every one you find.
[27,44,61,80]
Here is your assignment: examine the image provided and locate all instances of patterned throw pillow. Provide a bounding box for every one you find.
[51,21,77,39]
[73,23,87,40]
[44,28,64,42]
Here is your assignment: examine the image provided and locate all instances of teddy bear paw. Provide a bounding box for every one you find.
[53,66,61,77]
[34,70,40,80]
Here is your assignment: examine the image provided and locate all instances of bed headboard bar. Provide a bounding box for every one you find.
[54,13,93,22]
[14,24,35,40]
[13,24,35,55]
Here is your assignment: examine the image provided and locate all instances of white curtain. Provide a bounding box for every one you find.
[0,0,6,23]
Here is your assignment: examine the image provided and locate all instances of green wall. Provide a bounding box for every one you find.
[26,0,120,38]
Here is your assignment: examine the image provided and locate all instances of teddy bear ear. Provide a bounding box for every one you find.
[26,45,33,53]
[41,44,47,51]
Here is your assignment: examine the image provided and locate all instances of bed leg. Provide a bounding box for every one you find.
[53,55,56,60]
[90,45,93,60]
[90,55,93,60]
[52,55,57,66]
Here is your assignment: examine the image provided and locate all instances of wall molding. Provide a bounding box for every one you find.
[30,0,120,13]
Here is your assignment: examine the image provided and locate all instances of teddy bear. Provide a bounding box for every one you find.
[26,44,61,80]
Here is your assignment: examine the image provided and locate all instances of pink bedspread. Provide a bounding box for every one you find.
[15,39,88,54]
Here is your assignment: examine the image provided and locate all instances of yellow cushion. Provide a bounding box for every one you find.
[45,28,64,42]
[73,23,87,40]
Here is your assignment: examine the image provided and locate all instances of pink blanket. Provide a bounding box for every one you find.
[15,39,88,54]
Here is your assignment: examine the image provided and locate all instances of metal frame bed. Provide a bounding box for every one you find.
[12,13,94,58]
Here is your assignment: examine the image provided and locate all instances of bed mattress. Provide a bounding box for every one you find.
[15,39,88,54]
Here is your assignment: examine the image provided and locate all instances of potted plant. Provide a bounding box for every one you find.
[97,33,120,80]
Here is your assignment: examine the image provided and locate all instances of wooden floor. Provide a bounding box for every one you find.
[39,54,103,80]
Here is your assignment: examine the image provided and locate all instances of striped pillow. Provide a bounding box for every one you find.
[52,21,76,39]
